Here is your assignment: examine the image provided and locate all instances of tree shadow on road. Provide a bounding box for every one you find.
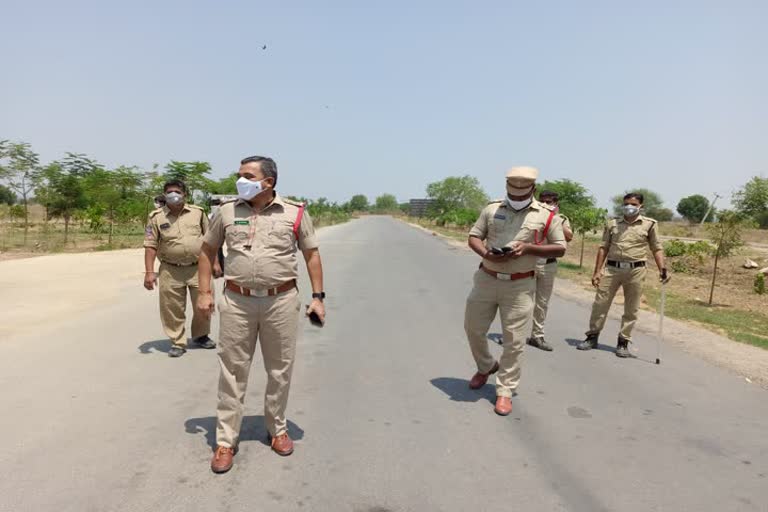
[430,377,496,405]
[184,415,305,450]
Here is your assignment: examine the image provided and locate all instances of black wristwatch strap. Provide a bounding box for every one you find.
[312,292,326,301]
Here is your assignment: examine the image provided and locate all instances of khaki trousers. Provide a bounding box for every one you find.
[531,260,557,340]
[158,263,210,347]
[216,287,300,448]
[587,266,647,340]
[464,270,535,398]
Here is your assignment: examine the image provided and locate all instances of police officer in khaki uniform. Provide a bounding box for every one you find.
[196,156,325,474]
[465,167,566,416]
[527,190,573,351]
[144,180,219,358]
[578,192,670,357]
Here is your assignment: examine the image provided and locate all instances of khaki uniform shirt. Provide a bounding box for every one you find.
[144,204,208,265]
[203,193,319,289]
[469,199,567,274]
[601,215,662,262]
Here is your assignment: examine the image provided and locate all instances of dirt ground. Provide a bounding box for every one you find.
[406,220,768,389]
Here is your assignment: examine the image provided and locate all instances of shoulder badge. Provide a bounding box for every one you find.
[283,198,305,207]
[488,199,504,205]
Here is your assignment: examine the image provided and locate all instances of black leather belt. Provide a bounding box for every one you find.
[545,258,557,264]
[607,260,646,269]
[160,260,197,267]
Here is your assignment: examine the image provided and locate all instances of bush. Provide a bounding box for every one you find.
[436,208,479,228]
[756,273,766,295]
[664,239,688,257]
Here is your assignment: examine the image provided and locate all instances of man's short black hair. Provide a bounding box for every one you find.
[624,192,644,204]
[241,156,278,187]
[154,194,166,204]
[539,190,559,202]
[163,180,188,194]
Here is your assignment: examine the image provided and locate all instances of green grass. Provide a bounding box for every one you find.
[643,287,768,350]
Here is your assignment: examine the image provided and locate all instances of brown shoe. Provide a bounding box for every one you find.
[210,445,236,473]
[271,433,294,457]
[494,396,512,416]
[469,361,499,389]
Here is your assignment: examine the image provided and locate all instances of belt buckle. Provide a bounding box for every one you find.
[249,287,270,298]
[497,272,512,281]
[619,262,631,270]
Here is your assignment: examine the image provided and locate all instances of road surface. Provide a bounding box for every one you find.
[1,216,766,512]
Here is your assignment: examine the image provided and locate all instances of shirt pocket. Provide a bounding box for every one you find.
[225,224,250,248]
[267,218,297,252]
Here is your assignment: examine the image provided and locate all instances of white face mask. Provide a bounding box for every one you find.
[506,197,533,211]
[623,205,641,217]
[236,177,264,200]
[165,192,184,206]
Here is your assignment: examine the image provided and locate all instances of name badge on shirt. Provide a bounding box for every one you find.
[159,223,171,230]
[234,220,249,225]
[494,214,506,220]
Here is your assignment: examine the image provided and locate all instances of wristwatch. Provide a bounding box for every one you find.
[311,292,326,301]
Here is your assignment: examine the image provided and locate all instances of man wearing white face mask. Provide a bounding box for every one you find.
[464,166,566,416]
[144,180,220,357]
[578,192,670,357]
[197,155,325,472]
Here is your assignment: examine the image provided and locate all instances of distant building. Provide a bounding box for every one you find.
[409,198,436,217]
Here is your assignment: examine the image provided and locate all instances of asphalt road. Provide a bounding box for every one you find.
[1,216,766,512]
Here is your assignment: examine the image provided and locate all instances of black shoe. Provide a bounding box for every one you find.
[615,337,631,358]
[193,335,216,349]
[527,337,554,352]
[577,335,598,351]
[168,346,187,358]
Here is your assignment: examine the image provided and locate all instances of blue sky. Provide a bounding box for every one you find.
[2,0,766,210]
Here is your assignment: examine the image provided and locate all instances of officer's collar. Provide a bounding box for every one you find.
[619,215,643,225]
[164,203,190,216]
[235,192,285,212]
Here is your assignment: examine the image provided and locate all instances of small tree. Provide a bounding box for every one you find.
[0,184,15,205]
[733,176,768,228]
[677,194,714,223]
[537,179,594,217]
[0,140,40,242]
[36,162,88,243]
[705,211,747,305]
[374,194,398,212]
[569,206,608,268]
[755,273,766,295]
[426,175,488,219]
[348,194,370,212]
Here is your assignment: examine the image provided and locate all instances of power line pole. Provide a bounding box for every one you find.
[700,193,721,226]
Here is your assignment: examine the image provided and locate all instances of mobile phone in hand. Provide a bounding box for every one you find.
[490,247,505,255]
[306,306,324,328]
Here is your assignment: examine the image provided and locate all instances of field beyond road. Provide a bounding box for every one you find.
[0,216,766,512]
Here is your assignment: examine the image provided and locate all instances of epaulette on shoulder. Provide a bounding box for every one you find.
[149,209,163,218]
[283,198,306,207]
[641,215,658,224]
[188,204,204,211]
[488,199,504,205]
